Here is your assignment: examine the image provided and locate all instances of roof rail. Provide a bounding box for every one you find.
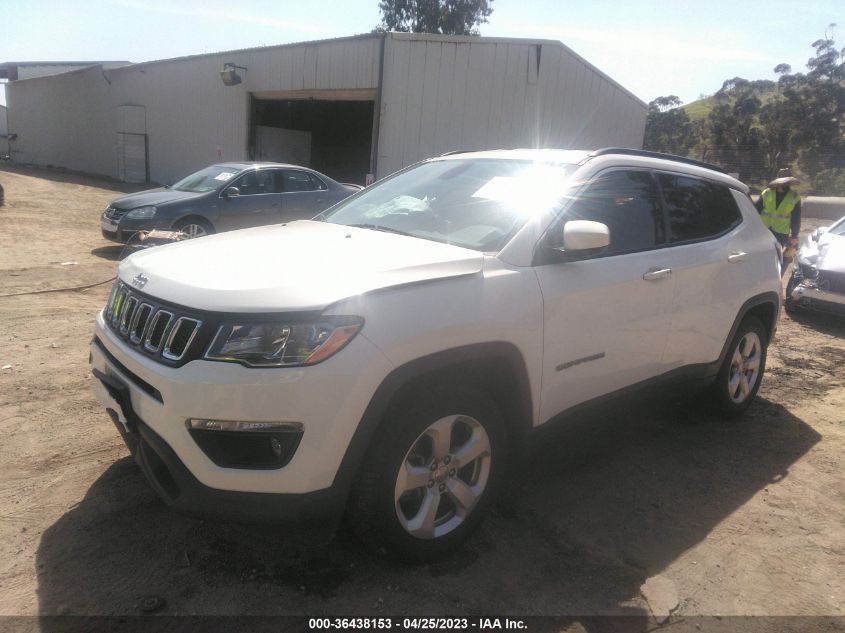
[439,149,481,156]
[587,148,727,174]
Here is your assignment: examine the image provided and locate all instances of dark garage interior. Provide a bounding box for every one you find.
[249,98,374,185]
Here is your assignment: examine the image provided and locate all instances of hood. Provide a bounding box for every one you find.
[118,221,484,312]
[110,188,206,209]
[816,231,845,273]
[798,229,845,273]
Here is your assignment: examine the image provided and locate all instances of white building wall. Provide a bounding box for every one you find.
[376,33,646,178]
[5,36,381,184]
[4,34,644,184]
[5,66,113,176]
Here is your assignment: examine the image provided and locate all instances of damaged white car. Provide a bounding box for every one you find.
[786,215,845,315]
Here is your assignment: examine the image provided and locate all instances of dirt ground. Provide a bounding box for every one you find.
[0,165,843,623]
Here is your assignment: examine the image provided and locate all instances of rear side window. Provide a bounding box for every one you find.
[309,174,328,191]
[564,170,665,255]
[657,174,741,242]
[282,170,316,192]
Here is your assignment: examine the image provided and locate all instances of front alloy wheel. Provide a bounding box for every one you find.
[394,414,491,540]
[180,223,209,239]
[348,389,506,560]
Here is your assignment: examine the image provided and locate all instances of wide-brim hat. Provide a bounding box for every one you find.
[769,168,800,187]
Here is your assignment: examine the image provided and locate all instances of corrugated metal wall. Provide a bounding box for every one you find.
[376,33,646,178]
[5,66,113,176]
[5,33,645,184]
[6,36,381,184]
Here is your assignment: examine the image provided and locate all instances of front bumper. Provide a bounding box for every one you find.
[100,215,172,243]
[790,280,845,315]
[90,310,393,520]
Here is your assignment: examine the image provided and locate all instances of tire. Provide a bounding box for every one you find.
[784,270,800,314]
[710,316,768,418]
[347,388,507,561]
[174,218,214,239]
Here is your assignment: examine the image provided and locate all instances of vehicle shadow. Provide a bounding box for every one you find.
[785,308,845,337]
[90,246,126,262]
[35,395,819,628]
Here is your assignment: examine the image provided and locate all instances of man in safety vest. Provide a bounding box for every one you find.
[755,168,802,257]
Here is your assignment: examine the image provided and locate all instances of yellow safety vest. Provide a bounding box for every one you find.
[760,188,799,235]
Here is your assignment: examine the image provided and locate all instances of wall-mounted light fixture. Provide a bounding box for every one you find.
[220,63,247,86]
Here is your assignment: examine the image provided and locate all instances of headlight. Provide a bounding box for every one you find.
[205,316,364,367]
[125,206,157,219]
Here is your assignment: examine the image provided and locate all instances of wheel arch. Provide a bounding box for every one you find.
[171,214,214,232]
[332,342,533,496]
[715,292,780,370]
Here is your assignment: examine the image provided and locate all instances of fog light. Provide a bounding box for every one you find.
[186,419,303,469]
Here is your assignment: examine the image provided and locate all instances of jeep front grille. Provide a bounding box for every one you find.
[104,281,204,365]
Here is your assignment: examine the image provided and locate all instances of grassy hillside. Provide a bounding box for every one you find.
[682,84,779,122]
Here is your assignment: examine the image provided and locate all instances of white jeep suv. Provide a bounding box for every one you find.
[90,148,782,559]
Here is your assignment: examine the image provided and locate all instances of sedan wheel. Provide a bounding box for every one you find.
[180,223,208,239]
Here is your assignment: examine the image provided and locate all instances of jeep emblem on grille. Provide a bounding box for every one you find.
[132,273,149,289]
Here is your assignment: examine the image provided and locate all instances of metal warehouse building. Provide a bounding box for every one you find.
[3,33,646,185]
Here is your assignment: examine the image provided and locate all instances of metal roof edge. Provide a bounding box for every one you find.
[105,33,385,75]
[547,41,647,109]
[5,64,115,84]
[385,32,646,109]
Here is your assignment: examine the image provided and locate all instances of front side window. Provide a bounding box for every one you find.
[562,170,664,255]
[658,174,741,242]
[324,158,576,252]
[233,169,277,196]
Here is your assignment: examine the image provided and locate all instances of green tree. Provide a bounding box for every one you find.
[376,0,494,35]
[643,96,697,156]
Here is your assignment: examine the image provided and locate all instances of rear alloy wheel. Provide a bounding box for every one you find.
[711,316,768,418]
[175,219,214,239]
[348,390,506,561]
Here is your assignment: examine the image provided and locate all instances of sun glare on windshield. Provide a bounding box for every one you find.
[325,159,575,252]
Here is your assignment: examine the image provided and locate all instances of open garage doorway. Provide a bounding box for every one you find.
[249,94,375,185]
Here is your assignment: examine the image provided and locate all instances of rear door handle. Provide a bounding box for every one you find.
[643,268,672,281]
[728,251,747,263]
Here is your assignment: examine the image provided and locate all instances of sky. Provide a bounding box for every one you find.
[1,0,842,108]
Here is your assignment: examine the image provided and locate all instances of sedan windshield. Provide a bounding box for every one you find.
[172,165,240,193]
[323,159,576,252]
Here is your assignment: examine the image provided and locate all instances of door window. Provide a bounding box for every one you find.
[562,170,664,255]
[233,170,276,196]
[281,170,317,192]
[309,174,328,191]
[657,174,741,242]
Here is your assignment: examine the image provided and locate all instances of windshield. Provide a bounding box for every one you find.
[830,218,845,236]
[172,165,241,193]
[323,158,576,252]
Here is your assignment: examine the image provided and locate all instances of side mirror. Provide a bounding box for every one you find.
[223,186,240,199]
[563,220,610,252]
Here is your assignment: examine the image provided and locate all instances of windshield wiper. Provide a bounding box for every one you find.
[348,223,415,238]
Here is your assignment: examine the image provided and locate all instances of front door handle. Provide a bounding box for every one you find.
[728,251,747,263]
[643,268,672,281]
